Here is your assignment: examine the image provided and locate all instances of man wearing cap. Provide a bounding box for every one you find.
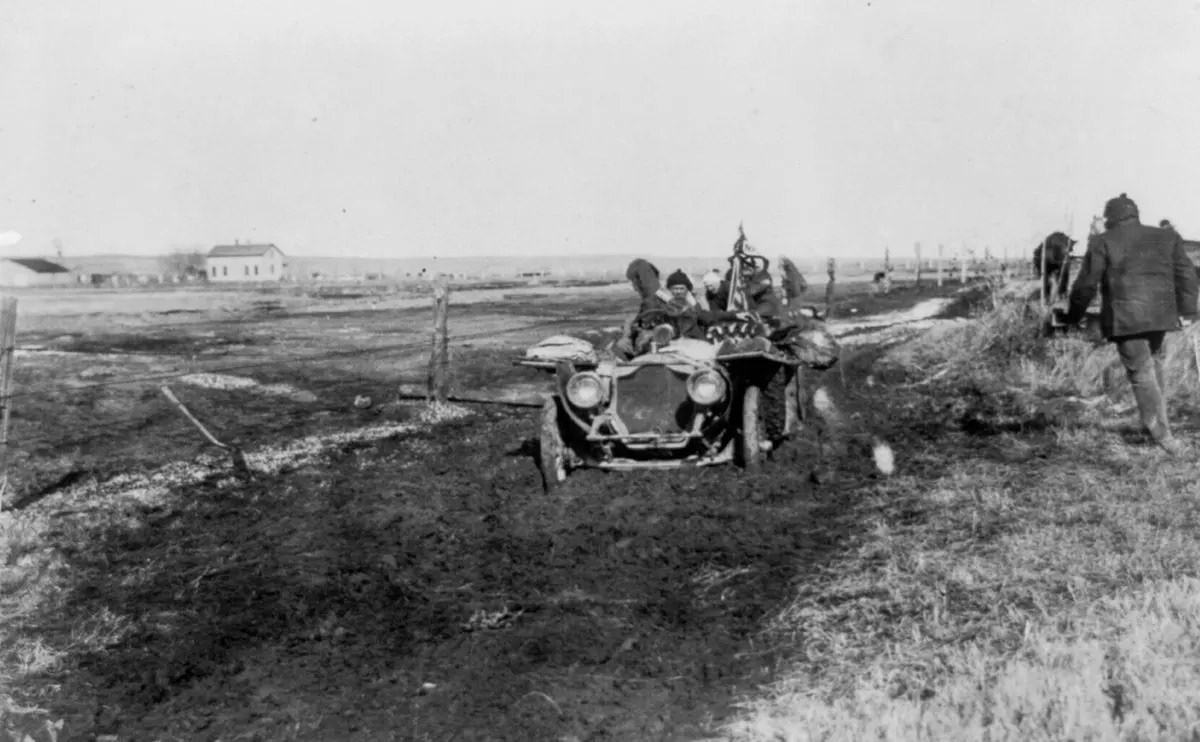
[662,269,706,340]
[1061,193,1200,455]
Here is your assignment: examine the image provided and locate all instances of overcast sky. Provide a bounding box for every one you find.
[2,0,1199,261]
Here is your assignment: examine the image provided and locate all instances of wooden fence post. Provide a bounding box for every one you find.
[1039,237,1048,308]
[936,244,944,287]
[824,258,836,319]
[0,297,17,508]
[427,279,450,403]
[960,242,968,284]
[914,242,923,291]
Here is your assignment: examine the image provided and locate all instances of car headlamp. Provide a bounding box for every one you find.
[686,369,727,406]
[565,372,605,409]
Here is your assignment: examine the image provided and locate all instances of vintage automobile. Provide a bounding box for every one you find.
[515,226,841,491]
[517,326,827,492]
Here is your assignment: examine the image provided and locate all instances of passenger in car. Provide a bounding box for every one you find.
[744,268,784,316]
[702,269,729,311]
[663,269,706,341]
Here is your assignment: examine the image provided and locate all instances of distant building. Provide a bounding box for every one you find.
[0,258,72,287]
[206,243,286,282]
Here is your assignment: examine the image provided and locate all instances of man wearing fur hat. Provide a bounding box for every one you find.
[615,262,706,357]
[1061,193,1200,456]
[662,269,705,340]
[664,268,696,304]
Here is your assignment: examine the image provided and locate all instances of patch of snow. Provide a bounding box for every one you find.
[872,440,895,476]
[179,373,258,391]
[245,422,419,474]
[14,348,144,362]
[418,402,472,424]
[838,317,970,348]
[179,373,318,402]
[812,387,839,421]
[830,297,955,335]
[30,414,466,512]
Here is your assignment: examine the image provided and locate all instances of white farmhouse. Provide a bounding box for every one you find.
[206,243,286,282]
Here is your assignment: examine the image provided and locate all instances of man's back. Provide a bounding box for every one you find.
[1063,193,1200,455]
[1071,221,1199,337]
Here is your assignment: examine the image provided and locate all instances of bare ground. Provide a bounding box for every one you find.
[0,278,982,741]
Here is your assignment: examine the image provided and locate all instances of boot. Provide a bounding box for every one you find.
[1157,435,1187,457]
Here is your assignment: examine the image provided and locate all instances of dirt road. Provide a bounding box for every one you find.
[0,279,988,741]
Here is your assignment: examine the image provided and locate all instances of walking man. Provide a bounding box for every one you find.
[1061,193,1200,455]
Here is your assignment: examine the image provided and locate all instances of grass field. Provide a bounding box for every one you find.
[728,290,1200,741]
[3,274,1196,741]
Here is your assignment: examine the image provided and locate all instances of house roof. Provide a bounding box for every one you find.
[208,243,282,258]
[7,258,69,274]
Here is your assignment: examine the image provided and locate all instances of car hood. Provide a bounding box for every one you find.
[612,339,717,377]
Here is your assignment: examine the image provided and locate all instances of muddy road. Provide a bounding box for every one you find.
[1,280,987,741]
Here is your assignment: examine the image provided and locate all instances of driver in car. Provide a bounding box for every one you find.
[615,259,668,358]
[615,262,707,358]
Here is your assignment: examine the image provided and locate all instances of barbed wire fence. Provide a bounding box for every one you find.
[0,280,611,508]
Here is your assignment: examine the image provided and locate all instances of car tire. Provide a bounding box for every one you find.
[760,365,793,443]
[784,368,805,436]
[739,384,764,472]
[538,397,568,493]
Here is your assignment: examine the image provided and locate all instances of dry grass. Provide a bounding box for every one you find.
[727,291,1200,741]
[1,512,64,734]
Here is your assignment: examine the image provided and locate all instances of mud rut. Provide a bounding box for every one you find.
[13,287,973,742]
[36,404,895,741]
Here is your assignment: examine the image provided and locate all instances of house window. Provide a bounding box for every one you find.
[223,266,228,277]
[244,265,249,276]
[254,265,259,276]
[270,264,274,274]
[211,266,217,277]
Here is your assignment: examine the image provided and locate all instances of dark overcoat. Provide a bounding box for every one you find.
[1065,221,1200,338]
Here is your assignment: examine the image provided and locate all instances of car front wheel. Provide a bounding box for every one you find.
[537,397,568,493]
[738,385,766,472]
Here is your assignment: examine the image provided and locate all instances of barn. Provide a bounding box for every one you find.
[0,258,72,288]
[206,243,287,283]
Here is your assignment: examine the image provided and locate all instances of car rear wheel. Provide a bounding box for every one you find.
[538,397,568,493]
[739,384,766,472]
[760,365,795,442]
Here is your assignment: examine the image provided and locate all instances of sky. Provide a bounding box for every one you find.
[2,0,1199,261]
